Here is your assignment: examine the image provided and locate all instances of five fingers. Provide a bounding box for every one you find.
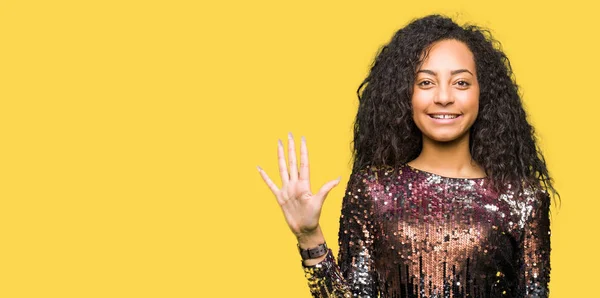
[260,134,339,202]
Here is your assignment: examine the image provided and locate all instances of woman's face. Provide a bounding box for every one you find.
[411,39,480,144]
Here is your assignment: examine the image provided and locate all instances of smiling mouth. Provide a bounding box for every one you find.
[429,114,461,119]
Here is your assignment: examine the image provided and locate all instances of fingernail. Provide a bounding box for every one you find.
[301,136,306,143]
[288,132,293,139]
[257,165,262,172]
[278,139,283,146]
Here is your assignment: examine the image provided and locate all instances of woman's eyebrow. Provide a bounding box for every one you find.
[451,69,474,76]
[416,69,474,76]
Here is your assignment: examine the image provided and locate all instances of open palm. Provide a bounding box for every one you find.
[258,133,340,239]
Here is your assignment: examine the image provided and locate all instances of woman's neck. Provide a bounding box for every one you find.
[408,133,486,178]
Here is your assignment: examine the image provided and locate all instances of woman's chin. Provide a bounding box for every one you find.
[424,132,469,144]
[432,137,458,143]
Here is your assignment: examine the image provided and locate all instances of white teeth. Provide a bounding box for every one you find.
[431,114,458,119]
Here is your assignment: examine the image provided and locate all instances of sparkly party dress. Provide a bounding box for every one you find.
[302,164,550,298]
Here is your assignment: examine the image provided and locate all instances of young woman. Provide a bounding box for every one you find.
[258,14,557,298]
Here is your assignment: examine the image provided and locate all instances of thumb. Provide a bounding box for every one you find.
[316,176,342,205]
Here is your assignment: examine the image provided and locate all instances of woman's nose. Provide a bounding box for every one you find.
[433,86,454,105]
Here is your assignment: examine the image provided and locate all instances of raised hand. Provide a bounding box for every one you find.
[258,133,341,240]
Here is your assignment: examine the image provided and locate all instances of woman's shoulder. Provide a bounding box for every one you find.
[348,164,423,191]
[351,164,404,180]
[497,180,552,213]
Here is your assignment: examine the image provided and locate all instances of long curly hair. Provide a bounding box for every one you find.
[352,14,558,199]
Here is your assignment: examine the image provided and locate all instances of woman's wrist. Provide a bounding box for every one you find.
[301,249,329,267]
[298,242,328,260]
[296,226,325,249]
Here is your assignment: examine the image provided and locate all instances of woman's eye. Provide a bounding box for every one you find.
[456,80,470,87]
[418,81,433,86]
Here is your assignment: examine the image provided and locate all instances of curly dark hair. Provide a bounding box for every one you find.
[352,14,558,199]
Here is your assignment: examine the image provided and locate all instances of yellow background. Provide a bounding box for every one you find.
[0,0,596,297]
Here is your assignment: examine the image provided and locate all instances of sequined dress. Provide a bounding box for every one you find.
[302,164,550,298]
